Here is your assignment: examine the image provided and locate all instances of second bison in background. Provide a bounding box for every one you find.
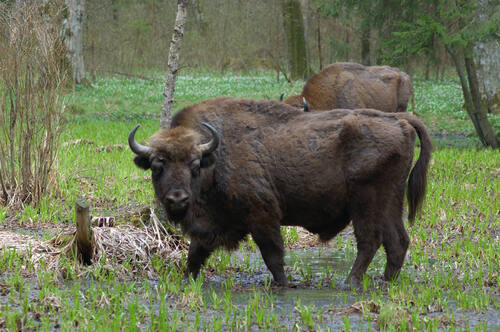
[284,62,413,113]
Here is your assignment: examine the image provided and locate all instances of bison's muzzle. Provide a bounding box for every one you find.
[164,189,189,220]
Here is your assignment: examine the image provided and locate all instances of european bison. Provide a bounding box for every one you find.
[283,62,413,113]
[129,98,431,287]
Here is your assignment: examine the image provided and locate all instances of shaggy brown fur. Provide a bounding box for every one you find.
[283,62,414,113]
[130,98,432,287]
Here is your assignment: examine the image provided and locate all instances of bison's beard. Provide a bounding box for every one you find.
[166,208,188,223]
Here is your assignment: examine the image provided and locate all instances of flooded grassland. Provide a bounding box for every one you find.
[1,75,499,331]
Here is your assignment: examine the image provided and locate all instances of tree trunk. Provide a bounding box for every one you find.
[360,18,370,66]
[65,0,88,86]
[190,0,207,36]
[281,0,308,80]
[160,0,189,129]
[472,0,500,116]
[448,46,498,148]
[473,40,500,115]
[316,9,323,70]
[344,21,350,61]
[425,57,430,80]
[75,198,93,264]
[299,0,310,76]
[464,53,498,148]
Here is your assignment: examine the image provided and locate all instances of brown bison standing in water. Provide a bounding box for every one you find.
[283,62,413,113]
[129,98,431,287]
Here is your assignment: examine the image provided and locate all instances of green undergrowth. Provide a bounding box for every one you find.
[1,71,499,331]
[64,71,303,122]
[413,79,500,147]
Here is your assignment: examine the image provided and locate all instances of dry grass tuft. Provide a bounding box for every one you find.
[40,294,62,313]
[0,208,188,278]
[326,300,380,316]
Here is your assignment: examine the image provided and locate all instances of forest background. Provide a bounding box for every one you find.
[80,0,500,146]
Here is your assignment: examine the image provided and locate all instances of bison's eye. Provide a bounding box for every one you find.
[151,160,163,177]
[190,159,200,176]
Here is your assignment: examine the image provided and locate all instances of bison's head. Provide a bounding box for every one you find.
[129,123,219,223]
[282,95,310,111]
[282,95,303,108]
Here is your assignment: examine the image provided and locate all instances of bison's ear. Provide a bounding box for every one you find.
[200,154,215,168]
[134,156,151,170]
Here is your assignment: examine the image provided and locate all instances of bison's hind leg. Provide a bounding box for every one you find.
[346,184,409,287]
[379,184,409,282]
[345,217,383,288]
[382,214,409,281]
[345,173,411,288]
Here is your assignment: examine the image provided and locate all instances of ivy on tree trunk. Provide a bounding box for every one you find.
[281,0,308,81]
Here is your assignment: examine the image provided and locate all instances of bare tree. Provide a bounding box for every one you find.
[160,0,189,129]
[0,1,68,206]
[65,0,88,85]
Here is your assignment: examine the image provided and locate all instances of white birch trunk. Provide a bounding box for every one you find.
[64,0,86,85]
[160,0,189,129]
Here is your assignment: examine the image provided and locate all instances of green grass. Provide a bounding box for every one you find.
[64,70,303,122]
[1,70,499,331]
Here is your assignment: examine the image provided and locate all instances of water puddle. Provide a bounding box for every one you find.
[200,248,372,330]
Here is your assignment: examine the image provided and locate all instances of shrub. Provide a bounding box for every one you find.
[0,1,68,207]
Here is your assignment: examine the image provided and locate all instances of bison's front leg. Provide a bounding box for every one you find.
[186,239,213,279]
[251,226,287,286]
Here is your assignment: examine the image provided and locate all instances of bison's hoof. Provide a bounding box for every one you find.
[277,280,288,288]
[270,278,288,288]
[339,278,362,291]
[183,270,199,282]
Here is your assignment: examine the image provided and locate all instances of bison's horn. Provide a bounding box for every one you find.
[280,93,284,101]
[198,122,219,156]
[128,124,152,156]
[302,97,309,112]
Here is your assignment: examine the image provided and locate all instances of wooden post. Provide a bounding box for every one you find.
[75,197,93,264]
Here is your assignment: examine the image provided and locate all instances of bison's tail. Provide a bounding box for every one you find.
[400,114,432,224]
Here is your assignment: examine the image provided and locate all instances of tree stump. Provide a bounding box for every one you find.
[74,197,93,264]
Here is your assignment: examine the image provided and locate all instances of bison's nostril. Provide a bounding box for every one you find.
[165,191,189,206]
